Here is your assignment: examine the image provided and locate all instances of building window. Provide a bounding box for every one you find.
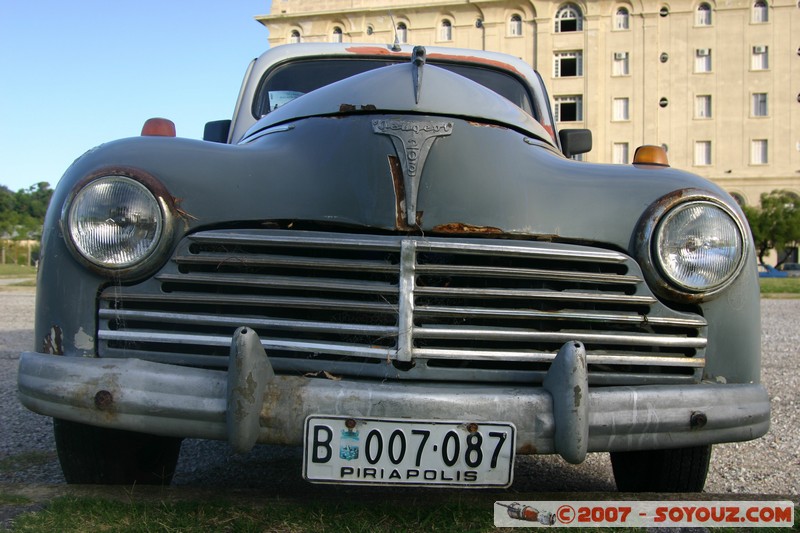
[751,46,769,69]
[289,30,301,43]
[695,95,712,118]
[752,93,768,116]
[440,19,452,41]
[695,48,712,72]
[694,141,712,165]
[396,23,408,43]
[751,139,768,164]
[509,14,523,36]
[613,52,630,76]
[613,97,630,121]
[696,3,712,25]
[615,8,630,30]
[554,51,583,77]
[555,95,583,122]
[331,27,343,43]
[613,143,630,164]
[752,0,769,22]
[730,192,746,207]
[555,4,583,32]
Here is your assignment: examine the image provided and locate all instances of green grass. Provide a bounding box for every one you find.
[1,495,651,533]
[7,496,797,532]
[9,496,495,533]
[0,264,36,278]
[759,277,800,296]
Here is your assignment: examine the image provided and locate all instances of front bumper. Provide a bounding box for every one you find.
[18,329,770,464]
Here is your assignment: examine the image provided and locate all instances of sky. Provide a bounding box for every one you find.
[0,1,272,192]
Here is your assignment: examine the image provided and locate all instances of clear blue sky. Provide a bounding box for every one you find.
[0,1,271,192]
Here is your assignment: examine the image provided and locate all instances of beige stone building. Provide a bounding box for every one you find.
[256,0,800,208]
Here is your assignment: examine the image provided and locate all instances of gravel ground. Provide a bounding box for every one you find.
[1,288,797,497]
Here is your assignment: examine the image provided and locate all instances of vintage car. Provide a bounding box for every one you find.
[19,43,769,491]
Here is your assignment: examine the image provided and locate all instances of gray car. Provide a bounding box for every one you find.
[18,43,768,492]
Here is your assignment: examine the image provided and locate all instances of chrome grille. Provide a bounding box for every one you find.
[98,229,707,384]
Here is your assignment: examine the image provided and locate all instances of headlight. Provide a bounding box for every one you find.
[66,175,165,270]
[638,191,748,300]
[655,202,744,291]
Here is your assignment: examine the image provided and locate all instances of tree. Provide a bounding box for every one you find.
[743,190,800,266]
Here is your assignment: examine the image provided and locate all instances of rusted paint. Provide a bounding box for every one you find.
[690,411,708,430]
[427,52,523,76]
[387,155,417,231]
[173,197,198,223]
[432,222,503,234]
[94,389,114,411]
[342,47,522,76]
[517,443,537,455]
[345,46,407,56]
[302,370,342,381]
[42,325,64,355]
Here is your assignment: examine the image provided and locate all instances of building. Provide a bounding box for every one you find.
[256,0,800,208]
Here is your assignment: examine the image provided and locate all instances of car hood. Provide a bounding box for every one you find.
[242,59,554,145]
[56,115,734,255]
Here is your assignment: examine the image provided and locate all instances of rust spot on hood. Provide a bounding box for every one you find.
[433,222,503,234]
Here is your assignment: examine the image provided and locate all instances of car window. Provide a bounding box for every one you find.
[253,58,536,119]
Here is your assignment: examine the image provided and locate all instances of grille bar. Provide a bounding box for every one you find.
[98,229,707,384]
[156,272,397,295]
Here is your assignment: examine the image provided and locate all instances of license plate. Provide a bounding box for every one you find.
[303,415,515,487]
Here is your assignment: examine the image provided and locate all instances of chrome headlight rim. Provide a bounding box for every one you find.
[636,189,749,302]
[61,168,176,279]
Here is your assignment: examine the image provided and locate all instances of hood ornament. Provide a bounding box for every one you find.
[411,46,426,104]
[373,119,453,226]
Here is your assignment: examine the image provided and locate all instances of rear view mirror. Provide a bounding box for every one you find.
[204,120,232,143]
[559,129,592,158]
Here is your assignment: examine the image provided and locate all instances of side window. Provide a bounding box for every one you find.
[751,93,768,116]
[752,0,768,22]
[509,14,523,36]
[615,7,630,30]
[440,19,453,41]
[554,51,583,77]
[751,46,769,70]
[695,48,712,72]
[555,4,583,32]
[612,97,630,121]
[612,52,630,76]
[695,95,712,118]
[554,95,583,122]
[396,22,408,43]
[696,3,712,25]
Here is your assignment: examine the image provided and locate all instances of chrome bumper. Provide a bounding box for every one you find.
[18,328,770,464]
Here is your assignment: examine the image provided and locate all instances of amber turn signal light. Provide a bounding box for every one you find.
[141,118,176,137]
[633,145,669,167]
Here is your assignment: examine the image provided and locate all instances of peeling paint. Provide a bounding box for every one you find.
[74,327,94,351]
[42,326,64,355]
[573,384,583,408]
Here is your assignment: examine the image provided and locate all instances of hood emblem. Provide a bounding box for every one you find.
[372,119,453,226]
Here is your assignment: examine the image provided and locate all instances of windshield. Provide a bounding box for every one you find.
[253,58,537,119]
